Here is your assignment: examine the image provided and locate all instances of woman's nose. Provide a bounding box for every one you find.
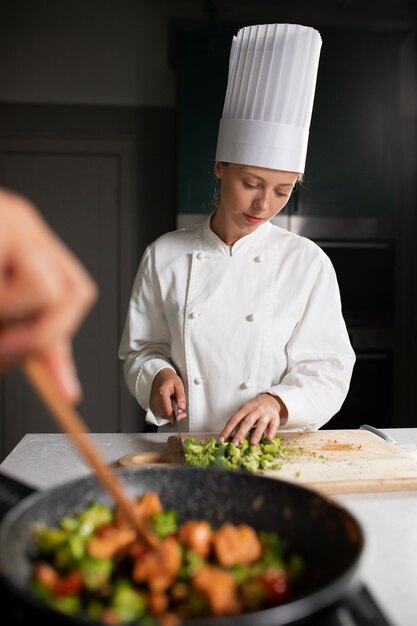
[253,191,270,211]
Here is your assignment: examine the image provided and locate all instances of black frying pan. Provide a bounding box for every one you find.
[0,466,364,625]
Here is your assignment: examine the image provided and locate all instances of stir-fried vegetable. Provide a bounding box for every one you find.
[30,492,304,625]
[183,434,304,473]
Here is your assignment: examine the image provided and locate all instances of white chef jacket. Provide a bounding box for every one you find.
[119,217,355,433]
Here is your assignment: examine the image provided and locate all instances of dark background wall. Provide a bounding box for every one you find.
[0,0,416,458]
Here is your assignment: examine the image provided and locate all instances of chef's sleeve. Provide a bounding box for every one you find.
[265,253,356,430]
[118,245,174,426]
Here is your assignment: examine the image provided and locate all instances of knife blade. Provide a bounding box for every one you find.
[171,397,186,459]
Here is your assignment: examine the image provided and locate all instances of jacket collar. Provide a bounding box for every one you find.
[202,215,272,256]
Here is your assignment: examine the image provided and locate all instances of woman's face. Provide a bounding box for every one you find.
[212,162,299,245]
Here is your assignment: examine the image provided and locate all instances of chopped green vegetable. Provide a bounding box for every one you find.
[80,556,113,590]
[54,534,87,570]
[31,579,53,601]
[150,508,178,537]
[179,548,205,579]
[34,502,114,571]
[287,553,305,583]
[258,531,284,568]
[59,502,113,537]
[86,599,105,621]
[110,579,147,621]
[32,581,81,616]
[74,502,114,536]
[49,594,81,615]
[34,527,67,554]
[183,433,304,473]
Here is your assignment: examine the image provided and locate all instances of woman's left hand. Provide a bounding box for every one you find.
[218,393,286,446]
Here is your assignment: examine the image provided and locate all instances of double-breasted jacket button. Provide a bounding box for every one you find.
[240,381,252,390]
[254,255,263,263]
[246,313,256,322]
[189,312,199,319]
[196,252,205,260]
[194,377,203,385]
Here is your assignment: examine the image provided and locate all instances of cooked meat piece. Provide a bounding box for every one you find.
[158,613,182,626]
[170,581,190,601]
[193,565,240,615]
[115,492,163,528]
[33,562,59,589]
[100,607,121,625]
[148,591,169,614]
[177,520,212,557]
[212,523,262,567]
[87,526,136,559]
[133,536,182,592]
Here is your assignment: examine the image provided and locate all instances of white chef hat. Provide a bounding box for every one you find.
[215,23,322,173]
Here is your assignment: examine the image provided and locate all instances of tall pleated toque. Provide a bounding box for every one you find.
[215,23,322,173]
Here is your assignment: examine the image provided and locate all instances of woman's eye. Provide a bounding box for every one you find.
[275,191,288,198]
[243,181,259,189]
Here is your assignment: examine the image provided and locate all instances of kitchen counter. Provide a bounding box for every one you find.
[1,428,417,626]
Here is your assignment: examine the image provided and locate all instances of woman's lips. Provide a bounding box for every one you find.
[244,213,264,225]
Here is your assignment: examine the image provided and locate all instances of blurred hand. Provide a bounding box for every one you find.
[0,188,97,403]
[218,393,287,445]
[150,368,187,423]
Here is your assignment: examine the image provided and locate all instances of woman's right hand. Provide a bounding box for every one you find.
[150,368,187,423]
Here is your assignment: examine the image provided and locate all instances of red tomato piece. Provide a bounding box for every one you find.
[260,569,291,603]
[54,571,84,596]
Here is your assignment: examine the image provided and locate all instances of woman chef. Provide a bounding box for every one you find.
[119,23,356,445]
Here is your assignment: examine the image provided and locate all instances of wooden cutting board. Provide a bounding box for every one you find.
[117,430,417,495]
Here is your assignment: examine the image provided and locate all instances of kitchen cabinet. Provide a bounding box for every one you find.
[0,137,135,457]
[0,104,177,459]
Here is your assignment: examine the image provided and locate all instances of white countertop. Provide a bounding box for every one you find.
[1,428,417,625]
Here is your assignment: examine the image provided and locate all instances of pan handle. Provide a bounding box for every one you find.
[359,424,396,444]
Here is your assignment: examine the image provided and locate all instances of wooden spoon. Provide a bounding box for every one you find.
[24,357,159,549]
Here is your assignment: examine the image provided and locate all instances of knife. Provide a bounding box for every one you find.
[171,397,186,460]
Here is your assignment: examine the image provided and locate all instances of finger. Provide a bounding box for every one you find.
[0,314,49,357]
[161,394,176,422]
[0,304,78,358]
[35,249,97,340]
[0,258,59,318]
[231,412,260,446]
[233,404,262,445]
[171,376,187,416]
[265,418,279,441]
[176,409,187,422]
[0,250,96,357]
[173,383,187,413]
[169,396,179,423]
[249,415,272,445]
[218,408,247,442]
[40,340,82,404]
[53,245,98,334]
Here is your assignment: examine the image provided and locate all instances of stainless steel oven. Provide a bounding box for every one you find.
[272,216,396,429]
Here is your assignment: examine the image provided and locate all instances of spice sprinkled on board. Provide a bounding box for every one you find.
[319,440,364,452]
